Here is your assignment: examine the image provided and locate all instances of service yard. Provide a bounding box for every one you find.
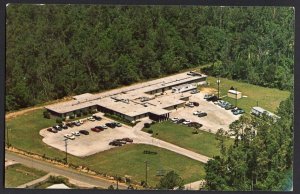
[170,92,240,133]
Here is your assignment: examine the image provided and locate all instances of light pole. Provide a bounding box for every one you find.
[217,77,221,99]
[64,138,68,164]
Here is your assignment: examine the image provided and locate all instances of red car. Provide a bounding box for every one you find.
[91,127,101,132]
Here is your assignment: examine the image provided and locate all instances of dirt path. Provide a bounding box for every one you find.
[5,97,72,121]
[5,106,43,120]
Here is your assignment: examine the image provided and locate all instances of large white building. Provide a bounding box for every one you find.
[45,72,207,122]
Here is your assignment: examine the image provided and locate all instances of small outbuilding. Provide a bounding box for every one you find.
[227,90,242,99]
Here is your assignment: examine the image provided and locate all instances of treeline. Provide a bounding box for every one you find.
[204,91,293,191]
[6,5,294,111]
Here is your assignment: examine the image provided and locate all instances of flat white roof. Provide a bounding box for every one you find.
[45,72,205,117]
[228,90,242,95]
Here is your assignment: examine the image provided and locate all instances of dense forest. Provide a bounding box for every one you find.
[6,5,294,111]
[205,91,293,191]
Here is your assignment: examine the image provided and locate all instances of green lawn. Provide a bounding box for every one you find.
[142,121,233,158]
[5,163,47,188]
[71,144,205,186]
[6,109,205,187]
[202,76,290,113]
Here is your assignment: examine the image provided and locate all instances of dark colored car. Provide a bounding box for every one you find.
[109,141,123,146]
[74,122,81,126]
[121,138,133,143]
[206,95,218,102]
[176,119,186,124]
[47,128,58,133]
[93,115,102,121]
[91,127,101,132]
[198,112,207,117]
[193,102,199,106]
[95,126,105,131]
[79,130,89,135]
[106,122,116,128]
[188,122,203,128]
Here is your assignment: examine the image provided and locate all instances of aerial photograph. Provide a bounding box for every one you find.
[5,4,294,191]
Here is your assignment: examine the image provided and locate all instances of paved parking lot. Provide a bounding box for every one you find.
[170,92,240,133]
[40,116,142,157]
[40,92,239,160]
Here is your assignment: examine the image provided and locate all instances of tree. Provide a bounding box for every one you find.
[156,171,184,190]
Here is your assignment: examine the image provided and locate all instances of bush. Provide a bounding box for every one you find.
[43,111,50,119]
[82,110,88,116]
[91,109,98,114]
[144,123,151,128]
[76,112,82,117]
[56,118,63,124]
[62,117,66,121]
[147,129,153,134]
[108,185,114,190]
[70,115,75,119]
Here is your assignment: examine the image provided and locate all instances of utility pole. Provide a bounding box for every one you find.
[217,77,221,99]
[64,139,68,164]
[145,161,148,187]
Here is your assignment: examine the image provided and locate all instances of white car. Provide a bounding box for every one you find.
[193,111,200,115]
[183,120,191,125]
[170,117,179,122]
[186,103,194,108]
[88,117,95,121]
[101,125,108,129]
[64,134,75,140]
[79,119,84,124]
[72,131,80,136]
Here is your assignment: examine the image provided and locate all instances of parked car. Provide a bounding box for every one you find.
[115,122,122,127]
[225,104,235,110]
[170,117,179,122]
[53,125,62,131]
[121,138,133,143]
[186,102,194,108]
[207,95,218,102]
[204,94,213,99]
[73,121,81,126]
[193,111,201,115]
[233,109,245,115]
[47,128,58,133]
[183,120,192,125]
[95,126,105,131]
[87,117,95,121]
[106,122,116,128]
[188,122,203,128]
[91,127,101,132]
[109,140,123,146]
[92,115,102,121]
[79,120,84,124]
[198,111,207,117]
[64,134,75,140]
[193,102,199,106]
[231,107,239,112]
[176,119,186,124]
[79,130,89,135]
[101,125,108,129]
[115,139,127,144]
[191,90,199,94]
[72,131,80,136]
